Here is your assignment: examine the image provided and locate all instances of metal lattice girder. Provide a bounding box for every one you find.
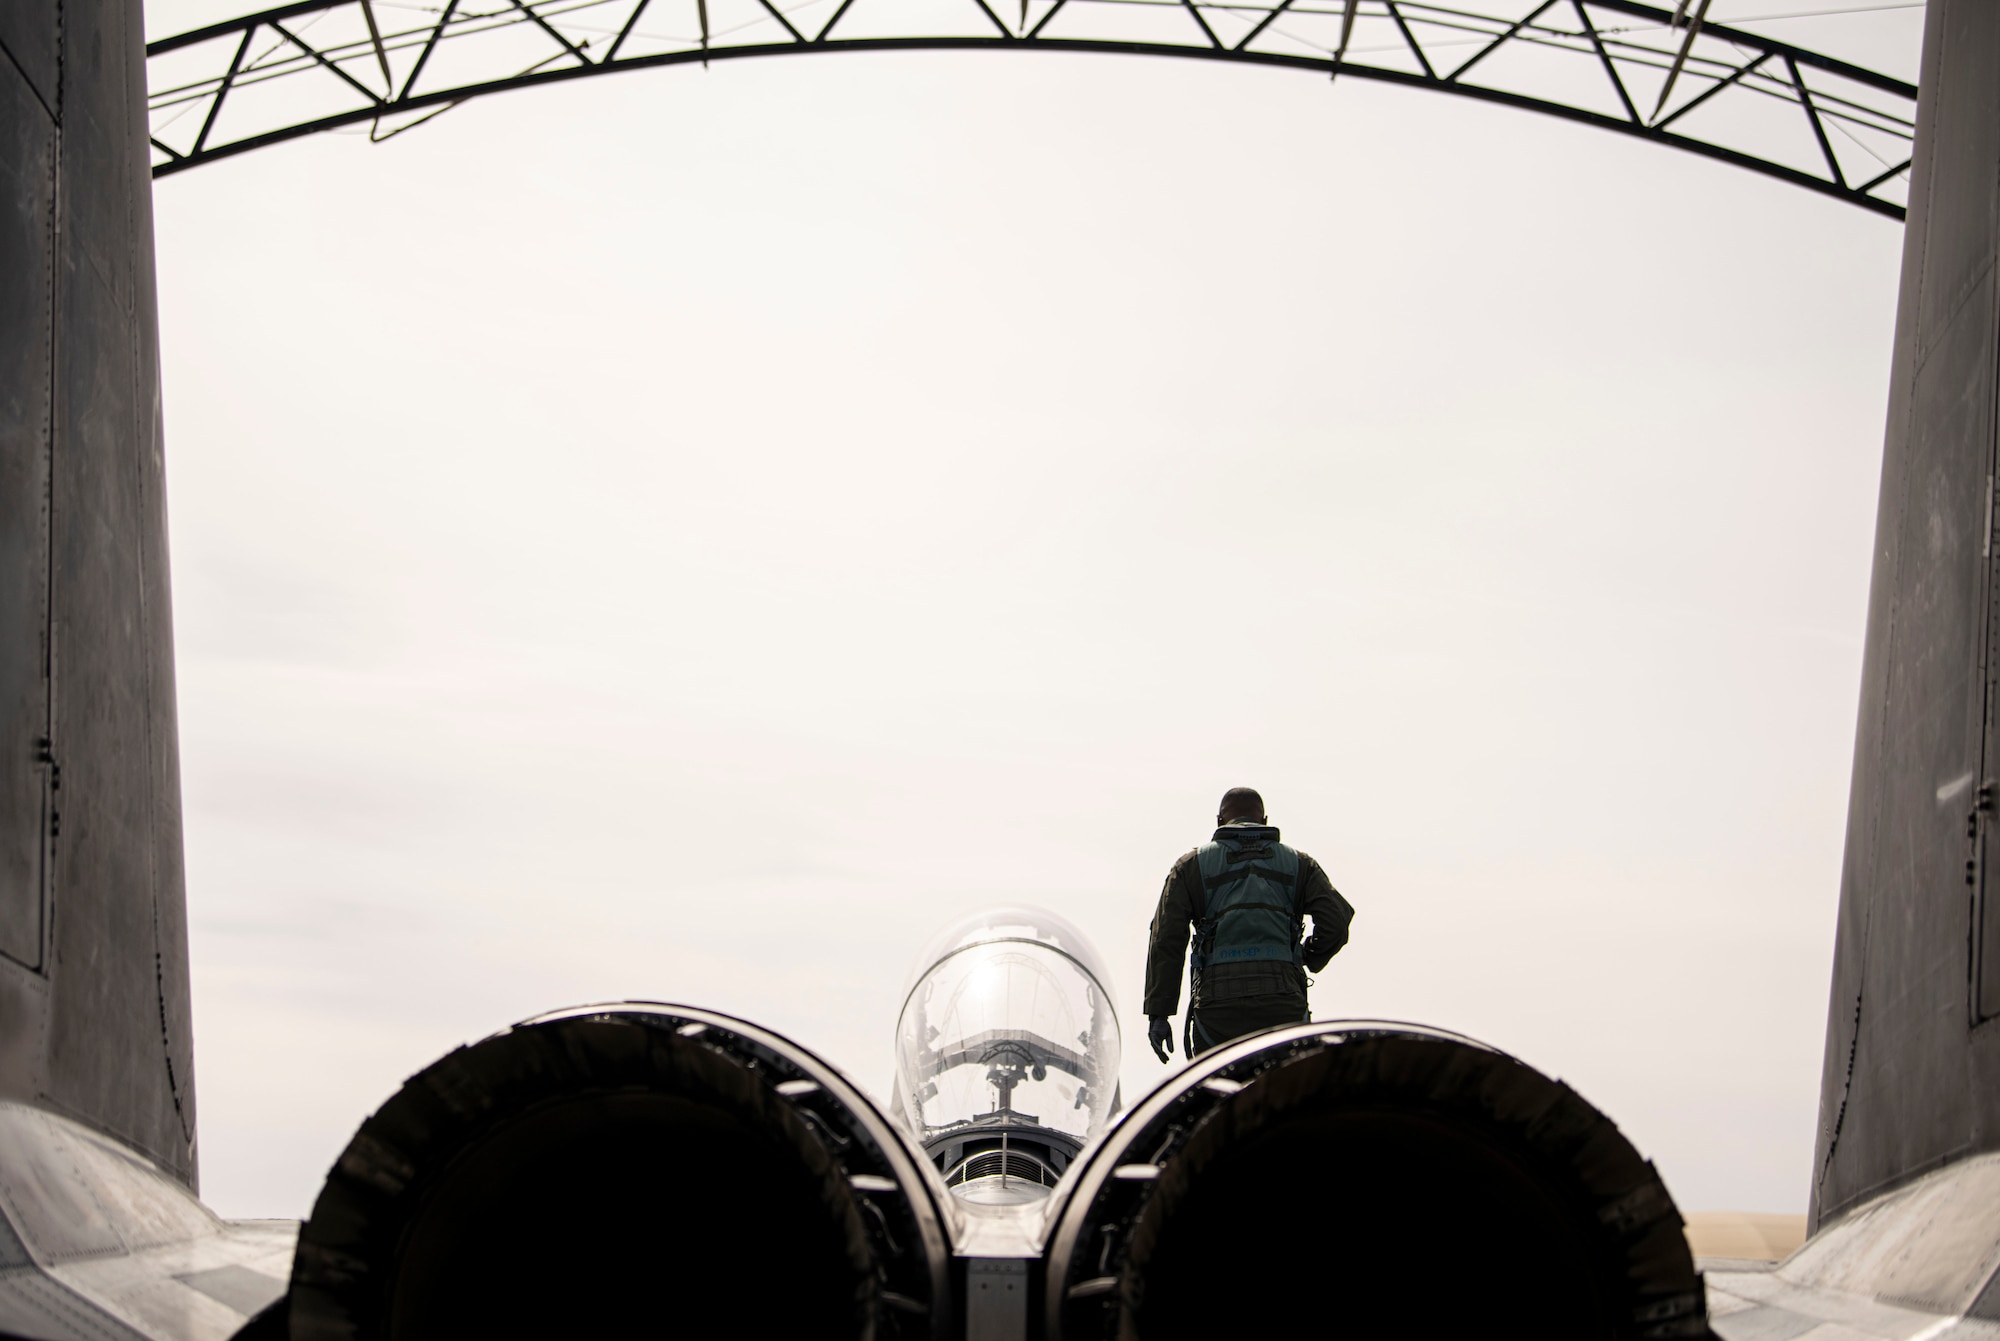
[146,0,1916,218]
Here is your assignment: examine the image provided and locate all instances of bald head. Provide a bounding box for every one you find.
[1217,787,1266,825]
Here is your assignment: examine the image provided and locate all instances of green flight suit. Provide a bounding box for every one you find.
[1143,821,1354,1056]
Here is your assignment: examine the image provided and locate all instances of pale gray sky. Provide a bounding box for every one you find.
[145,0,1921,1219]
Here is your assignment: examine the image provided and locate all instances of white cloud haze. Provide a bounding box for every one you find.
[145,2,1919,1219]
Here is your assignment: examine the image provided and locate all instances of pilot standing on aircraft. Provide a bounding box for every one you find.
[1144,787,1354,1062]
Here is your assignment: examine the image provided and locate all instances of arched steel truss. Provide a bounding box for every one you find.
[147,0,1915,218]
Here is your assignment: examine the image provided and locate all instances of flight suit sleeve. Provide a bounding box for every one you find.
[1298,853,1354,974]
[1142,852,1202,1019]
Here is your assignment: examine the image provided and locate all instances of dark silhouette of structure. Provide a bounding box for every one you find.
[141,1,1916,218]
[1813,0,2000,1234]
[1,0,198,1189]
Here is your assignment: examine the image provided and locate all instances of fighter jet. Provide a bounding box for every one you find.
[0,904,1727,1340]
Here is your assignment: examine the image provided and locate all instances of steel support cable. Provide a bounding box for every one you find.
[147,0,1906,108]
[146,0,1917,219]
[149,16,1899,131]
[144,0,1907,116]
[1339,5,1912,135]
[1529,28,1909,137]
[147,0,629,109]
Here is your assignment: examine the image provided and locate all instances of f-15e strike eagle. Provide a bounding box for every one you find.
[5,888,1998,1341]
[8,900,1993,1341]
[1,905,1719,1340]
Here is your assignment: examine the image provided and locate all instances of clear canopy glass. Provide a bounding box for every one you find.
[893,906,1122,1143]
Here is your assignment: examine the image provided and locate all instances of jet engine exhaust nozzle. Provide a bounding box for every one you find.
[284,1005,952,1340]
[1043,1021,1715,1341]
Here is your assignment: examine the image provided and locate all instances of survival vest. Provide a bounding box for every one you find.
[1189,831,1304,972]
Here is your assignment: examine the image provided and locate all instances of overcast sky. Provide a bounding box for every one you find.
[142,0,1923,1220]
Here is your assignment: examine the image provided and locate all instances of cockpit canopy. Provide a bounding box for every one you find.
[893,906,1122,1144]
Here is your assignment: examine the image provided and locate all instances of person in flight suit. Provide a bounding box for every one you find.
[1144,787,1355,1061]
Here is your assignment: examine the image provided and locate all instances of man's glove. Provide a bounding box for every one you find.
[1148,1016,1175,1064]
